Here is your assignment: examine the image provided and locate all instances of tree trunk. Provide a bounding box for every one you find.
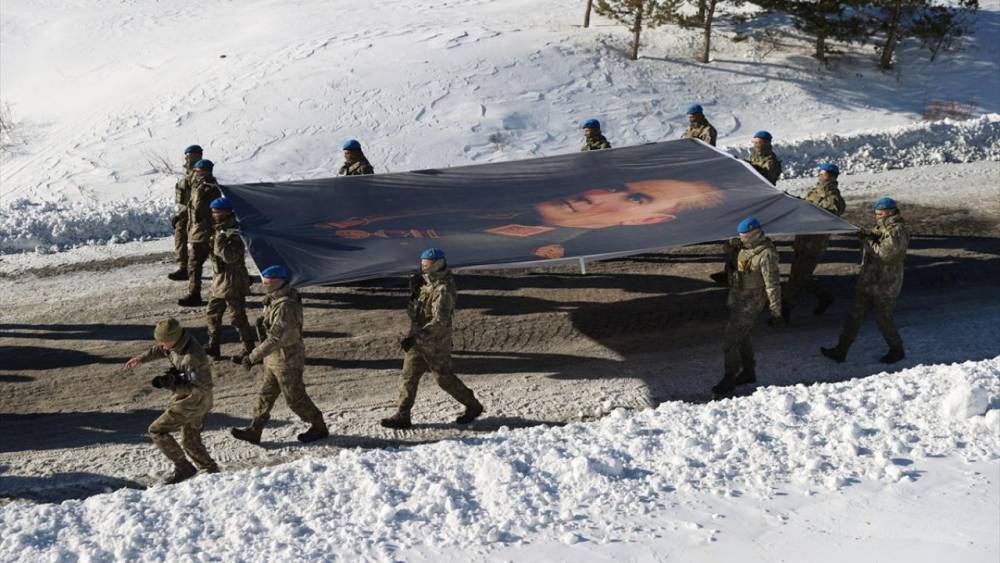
[697,0,707,22]
[879,0,903,70]
[700,0,718,63]
[583,0,594,28]
[630,2,644,60]
[815,30,827,61]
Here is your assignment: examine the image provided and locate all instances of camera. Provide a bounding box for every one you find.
[151,367,191,389]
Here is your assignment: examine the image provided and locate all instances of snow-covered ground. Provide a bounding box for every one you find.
[2,357,997,561]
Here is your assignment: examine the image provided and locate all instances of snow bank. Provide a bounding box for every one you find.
[729,113,1000,179]
[2,357,997,560]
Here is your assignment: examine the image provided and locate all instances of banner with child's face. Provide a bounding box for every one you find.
[223,139,855,287]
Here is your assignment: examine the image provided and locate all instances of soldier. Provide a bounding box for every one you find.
[681,104,717,146]
[782,163,847,323]
[822,197,909,365]
[231,265,329,444]
[179,159,222,307]
[339,139,375,176]
[168,145,203,281]
[580,118,612,151]
[205,197,255,361]
[712,217,784,397]
[381,248,484,429]
[123,318,219,484]
[745,131,782,185]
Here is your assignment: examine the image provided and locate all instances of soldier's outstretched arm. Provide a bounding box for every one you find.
[125,344,166,369]
[248,304,291,364]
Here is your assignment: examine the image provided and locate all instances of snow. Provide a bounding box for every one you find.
[2,357,997,561]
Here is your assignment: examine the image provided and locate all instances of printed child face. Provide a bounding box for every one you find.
[534,179,723,229]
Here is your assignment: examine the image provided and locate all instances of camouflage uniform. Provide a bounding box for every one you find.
[722,233,782,377]
[339,157,375,176]
[395,267,479,416]
[682,119,718,146]
[745,146,782,185]
[835,214,910,353]
[581,134,612,151]
[136,331,218,471]
[185,174,222,297]
[785,178,847,311]
[172,165,196,268]
[206,215,255,355]
[246,284,324,428]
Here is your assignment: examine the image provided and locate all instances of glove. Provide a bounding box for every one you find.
[857,228,876,240]
[401,336,416,352]
[768,315,785,329]
[408,272,424,298]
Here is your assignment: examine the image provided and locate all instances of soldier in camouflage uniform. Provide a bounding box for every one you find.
[681,104,717,146]
[782,163,847,322]
[168,145,203,281]
[580,118,612,151]
[822,198,910,365]
[381,248,484,429]
[204,197,255,361]
[339,139,375,176]
[178,159,222,307]
[231,265,329,444]
[713,217,784,397]
[123,318,219,484]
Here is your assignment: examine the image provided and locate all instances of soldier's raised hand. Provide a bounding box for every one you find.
[124,356,141,370]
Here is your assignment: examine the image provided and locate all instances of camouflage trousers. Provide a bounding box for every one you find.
[173,210,188,267]
[206,295,255,349]
[396,348,477,415]
[251,362,324,426]
[838,290,903,351]
[785,240,832,308]
[722,289,767,376]
[148,388,217,470]
[186,240,211,295]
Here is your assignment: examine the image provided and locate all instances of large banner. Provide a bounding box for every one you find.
[223,139,855,287]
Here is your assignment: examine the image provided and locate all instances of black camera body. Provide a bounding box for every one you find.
[151,367,192,389]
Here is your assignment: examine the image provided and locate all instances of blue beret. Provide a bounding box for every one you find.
[260,265,288,279]
[420,248,446,260]
[818,163,840,175]
[737,217,762,234]
[686,104,704,115]
[209,197,232,210]
[193,159,214,170]
[873,197,898,210]
[342,139,362,151]
[581,119,601,130]
[184,145,203,154]
[753,131,773,142]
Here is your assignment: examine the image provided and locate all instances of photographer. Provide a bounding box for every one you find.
[123,318,219,484]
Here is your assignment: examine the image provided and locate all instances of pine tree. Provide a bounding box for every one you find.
[595,0,671,60]
[865,0,979,70]
[755,0,868,62]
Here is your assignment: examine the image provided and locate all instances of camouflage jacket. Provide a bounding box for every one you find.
[137,331,214,396]
[210,216,251,299]
[175,165,196,209]
[746,148,782,185]
[339,157,375,176]
[187,175,222,243]
[804,179,846,216]
[682,121,717,146]
[250,284,305,368]
[728,233,782,317]
[408,268,457,353]
[858,214,909,297]
[581,134,612,151]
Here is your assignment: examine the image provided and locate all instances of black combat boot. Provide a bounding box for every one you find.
[711,372,740,396]
[177,293,203,307]
[380,411,412,430]
[880,347,905,364]
[164,460,197,485]
[821,344,848,363]
[297,421,330,443]
[781,303,792,325]
[455,401,484,425]
[733,368,756,387]
[230,421,265,445]
[709,271,729,287]
[202,464,221,474]
[813,295,834,316]
[167,267,189,281]
[206,339,221,361]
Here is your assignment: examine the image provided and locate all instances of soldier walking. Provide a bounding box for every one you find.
[168,145,202,281]
[783,163,847,322]
[231,265,329,444]
[123,318,219,484]
[745,131,782,185]
[713,218,784,397]
[205,197,255,360]
[681,104,717,146]
[822,197,910,364]
[339,139,375,176]
[580,118,612,151]
[381,248,484,429]
[178,159,221,306]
